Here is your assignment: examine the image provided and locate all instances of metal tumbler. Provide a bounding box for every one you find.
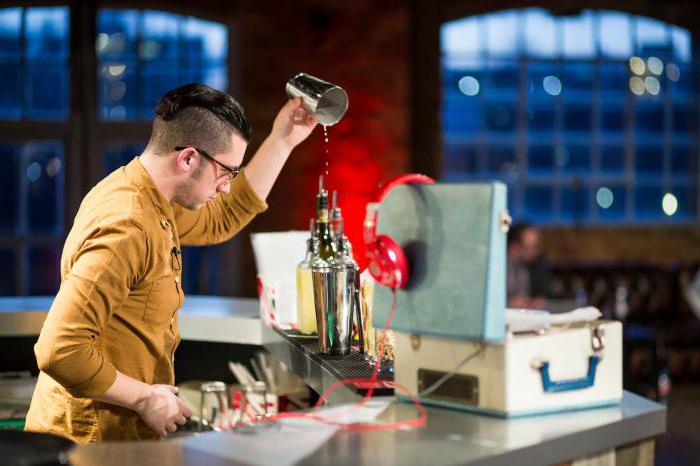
[286,73,349,126]
[312,264,357,355]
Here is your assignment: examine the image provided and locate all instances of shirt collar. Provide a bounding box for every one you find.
[124,157,176,224]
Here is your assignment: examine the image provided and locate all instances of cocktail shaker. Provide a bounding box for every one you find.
[312,263,362,355]
[286,73,349,126]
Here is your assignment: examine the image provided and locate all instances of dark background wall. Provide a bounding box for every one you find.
[39,0,700,296]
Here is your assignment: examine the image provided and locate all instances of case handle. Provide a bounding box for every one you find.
[536,355,601,393]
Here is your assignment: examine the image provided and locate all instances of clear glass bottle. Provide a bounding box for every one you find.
[297,219,321,334]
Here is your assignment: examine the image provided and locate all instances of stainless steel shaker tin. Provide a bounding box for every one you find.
[312,263,356,355]
[286,73,349,126]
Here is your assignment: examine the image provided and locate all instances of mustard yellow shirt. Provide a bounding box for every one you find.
[24,157,267,443]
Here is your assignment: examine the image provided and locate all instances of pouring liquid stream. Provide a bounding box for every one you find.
[323,125,329,177]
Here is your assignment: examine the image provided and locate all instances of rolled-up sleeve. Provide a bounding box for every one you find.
[35,220,147,398]
[174,169,268,246]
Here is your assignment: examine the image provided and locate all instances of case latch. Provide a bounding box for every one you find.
[591,325,605,354]
[499,210,512,233]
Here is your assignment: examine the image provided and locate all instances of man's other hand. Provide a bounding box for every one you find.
[136,384,192,438]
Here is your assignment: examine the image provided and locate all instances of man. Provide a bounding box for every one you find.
[506,223,551,309]
[24,83,317,442]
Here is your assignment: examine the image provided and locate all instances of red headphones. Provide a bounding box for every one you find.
[363,174,435,289]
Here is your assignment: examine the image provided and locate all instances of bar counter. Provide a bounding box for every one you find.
[65,391,664,466]
[1,297,666,465]
[0,295,261,344]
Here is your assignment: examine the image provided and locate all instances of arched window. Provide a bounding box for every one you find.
[0,5,229,295]
[441,9,696,225]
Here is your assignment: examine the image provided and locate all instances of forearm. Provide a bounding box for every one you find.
[243,136,293,201]
[92,370,151,411]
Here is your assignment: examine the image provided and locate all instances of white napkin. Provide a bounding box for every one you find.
[506,306,602,333]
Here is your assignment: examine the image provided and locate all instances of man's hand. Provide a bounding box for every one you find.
[269,96,318,151]
[135,384,192,438]
[242,97,318,201]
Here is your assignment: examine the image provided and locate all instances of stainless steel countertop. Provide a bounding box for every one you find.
[67,391,665,466]
[0,295,262,345]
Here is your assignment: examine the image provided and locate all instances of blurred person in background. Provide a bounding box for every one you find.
[507,223,551,309]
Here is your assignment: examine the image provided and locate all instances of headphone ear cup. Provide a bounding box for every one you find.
[367,234,408,289]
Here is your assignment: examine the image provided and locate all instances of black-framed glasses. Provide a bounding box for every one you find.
[175,146,240,182]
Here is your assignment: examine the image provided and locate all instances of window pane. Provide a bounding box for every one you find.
[634,184,663,218]
[25,7,69,62]
[142,10,180,62]
[97,9,138,60]
[668,63,691,99]
[524,8,556,58]
[525,186,553,220]
[561,63,593,91]
[184,65,227,92]
[140,65,181,117]
[563,104,592,132]
[182,17,227,64]
[26,64,69,120]
[0,249,16,295]
[562,12,595,58]
[441,17,480,56]
[528,62,559,100]
[25,142,64,234]
[528,145,553,173]
[635,145,663,178]
[443,99,481,134]
[561,184,590,221]
[668,185,696,218]
[103,141,146,175]
[599,11,632,58]
[29,245,59,295]
[597,186,626,220]
[601,146,625,174]
[672,27,691,63]
[599,63,628,95]
[0,8,21,60]
[634,102,664,133]
[486,145,515,177]
[635,16,669,57]
[486,11,518,57]
[0,144,19,233]
[485,103,516,132]
[671,145,696,178]
[0,62,21,119]
[672,105,694,133]
[560,145,590,173]
[601,105,625,132]
[442,143,479,180]
[527,105,555,131]
[99,62,137,121]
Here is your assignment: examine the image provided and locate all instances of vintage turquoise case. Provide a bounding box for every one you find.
[372,182,508,342]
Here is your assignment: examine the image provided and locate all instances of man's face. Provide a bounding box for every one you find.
[173,133,247,210]
[519,228,542,264]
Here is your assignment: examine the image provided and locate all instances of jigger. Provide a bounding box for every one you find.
[286,73,349,126]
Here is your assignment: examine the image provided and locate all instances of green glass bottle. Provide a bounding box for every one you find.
[315,175,337,262]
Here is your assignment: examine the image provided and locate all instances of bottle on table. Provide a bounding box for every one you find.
[296,219,322,334]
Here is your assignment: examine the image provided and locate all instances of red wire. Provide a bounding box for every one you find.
[245,289,428,431]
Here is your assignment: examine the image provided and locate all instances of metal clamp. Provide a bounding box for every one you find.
[499,210,512,233]
[591,326,605,353]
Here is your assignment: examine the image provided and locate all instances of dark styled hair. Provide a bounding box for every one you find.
[508,222,532,246]
[145,83,251,156]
